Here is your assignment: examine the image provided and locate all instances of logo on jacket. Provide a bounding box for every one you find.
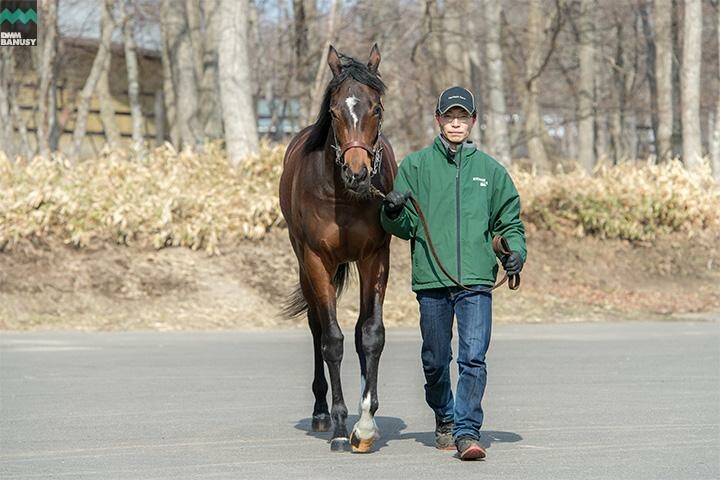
[472,177,488,187]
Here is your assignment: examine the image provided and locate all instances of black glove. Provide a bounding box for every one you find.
[383,190,411,219]
[501,251,524,276]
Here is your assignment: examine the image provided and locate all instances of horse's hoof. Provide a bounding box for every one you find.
[350,430,375,453]
[312,414,331,432]
[329,437,351,452]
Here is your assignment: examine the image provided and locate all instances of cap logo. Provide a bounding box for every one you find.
[447,95,466,100]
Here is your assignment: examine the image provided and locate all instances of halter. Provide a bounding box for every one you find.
[331,118,384,178]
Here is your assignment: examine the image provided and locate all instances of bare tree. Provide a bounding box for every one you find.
[307,0,340,124]
[484,0,510,165]
[654,0,673,161]
[443,0,470,87]
[681,0,702,169]
[161,0,201,149]
[98,51,121,147]
[0,50,16,157]
[524,0,552,173]
[37,0,59,157]
[199,0,223,139]
[122,0,145,155]
[219,0,259,166]
[578,0,595,172]
[72,0,116,158]
[712,1,720,180]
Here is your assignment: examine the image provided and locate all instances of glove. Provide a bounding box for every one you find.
[383,190,411,219]
[501,251,524,276]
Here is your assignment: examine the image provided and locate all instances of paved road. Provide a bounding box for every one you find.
[1,321,719,479]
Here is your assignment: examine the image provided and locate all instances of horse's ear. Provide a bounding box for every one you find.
[367,43,381,74]
[328,45,342,77]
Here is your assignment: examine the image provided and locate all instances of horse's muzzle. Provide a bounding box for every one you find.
[341,164,370,192]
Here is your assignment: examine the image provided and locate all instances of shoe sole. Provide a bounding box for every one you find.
[459,445,486,460]
[436,444,456,451]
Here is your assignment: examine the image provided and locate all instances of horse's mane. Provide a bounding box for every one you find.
[303,54,386,154]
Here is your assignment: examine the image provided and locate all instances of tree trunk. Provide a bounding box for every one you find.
[160,3,178,147]
[122,0,145,155]
[72,0,116,158]
[654,0,673,161]
[37,0,58,157]
[640,1,659,162]
[578,0,595,173]
[681,0,702,169]
[162,0,201,149]
[524,0,550,173]
[443,0,470,87]
[484,0,510,165]
[219,0,259,166]
[0,50,16,158]
[98,52,121,147]
[712,3,720,181]
[199,0,223,139]
[307,0,339,124]
[671,0,683,158]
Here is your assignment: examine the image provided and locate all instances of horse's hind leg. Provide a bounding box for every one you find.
[350,247,388,453]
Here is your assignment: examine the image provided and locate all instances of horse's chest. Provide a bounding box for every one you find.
[306,212,384,260]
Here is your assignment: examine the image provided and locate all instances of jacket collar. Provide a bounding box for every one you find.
[433,135,477,163]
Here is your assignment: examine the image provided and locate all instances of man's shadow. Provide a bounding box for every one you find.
[295,416,522,451]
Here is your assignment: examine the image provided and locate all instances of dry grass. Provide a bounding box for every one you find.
[515,159,720,241]
[0,142,285,255]
[1,147,719,255]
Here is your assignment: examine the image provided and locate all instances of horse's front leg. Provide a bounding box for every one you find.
[303,248,350,451]
[350,245,389,453]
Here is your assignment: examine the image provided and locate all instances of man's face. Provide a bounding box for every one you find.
[435,106,476,144]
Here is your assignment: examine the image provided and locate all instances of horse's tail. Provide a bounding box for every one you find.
[281,263,352,318]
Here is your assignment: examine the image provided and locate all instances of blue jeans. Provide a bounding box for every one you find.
[416,286,492,441]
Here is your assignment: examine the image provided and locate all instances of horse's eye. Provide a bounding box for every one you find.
[374,107,382,116]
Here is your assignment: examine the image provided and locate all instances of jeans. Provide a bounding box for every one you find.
[416,286,492,441]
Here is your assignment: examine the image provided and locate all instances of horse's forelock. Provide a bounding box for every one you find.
[303,55,385,154]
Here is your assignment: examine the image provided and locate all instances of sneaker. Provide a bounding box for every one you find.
[456,435,486,460]
[435,420,455,450]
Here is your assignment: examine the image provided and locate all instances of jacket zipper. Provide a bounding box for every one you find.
[455,148,462,281]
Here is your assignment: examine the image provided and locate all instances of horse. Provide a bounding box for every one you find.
[278,44,396,453]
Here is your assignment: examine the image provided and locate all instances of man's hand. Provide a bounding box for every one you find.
[501,251,524,276]
[383,190,411,219]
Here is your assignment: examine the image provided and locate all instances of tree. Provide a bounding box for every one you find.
[72,0,116,158]
[712,1,720,181]
[654,0,673,161]
[122,0,145,156]
[161,0,201,149]
[524,0,552,173]
[484,0,510,165]
[37,0,59,157]
[219,0,259,166]
[578,0,596,173]
[681,0,702,169]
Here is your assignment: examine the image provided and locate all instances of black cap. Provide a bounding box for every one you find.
[436,86,476,115]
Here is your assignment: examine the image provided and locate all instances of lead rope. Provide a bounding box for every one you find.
[368,186,520,293]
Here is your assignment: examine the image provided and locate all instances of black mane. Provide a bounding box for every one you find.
[303,54,386,154]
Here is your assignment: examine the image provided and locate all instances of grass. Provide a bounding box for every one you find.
[1,145,718,254]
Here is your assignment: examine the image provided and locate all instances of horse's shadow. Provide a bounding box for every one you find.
[294,416,522,451]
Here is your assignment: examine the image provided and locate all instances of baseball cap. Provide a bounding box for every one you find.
[436,86,476,115]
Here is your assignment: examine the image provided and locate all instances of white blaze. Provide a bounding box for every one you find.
[346,96,359,128]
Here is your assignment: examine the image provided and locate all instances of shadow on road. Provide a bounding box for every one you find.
[294,416,522,451]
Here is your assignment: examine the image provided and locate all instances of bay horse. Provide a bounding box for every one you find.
[279,44,396,453]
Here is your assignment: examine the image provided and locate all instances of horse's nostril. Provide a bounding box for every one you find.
[356,166,368,182]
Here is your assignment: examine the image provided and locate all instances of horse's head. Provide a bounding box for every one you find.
[326,44,385,195]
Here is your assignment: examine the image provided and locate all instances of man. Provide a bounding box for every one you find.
[380,86,526,460]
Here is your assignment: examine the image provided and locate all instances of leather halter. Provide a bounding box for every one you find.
[331,118,384,178]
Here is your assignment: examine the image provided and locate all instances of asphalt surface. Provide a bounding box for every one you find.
[1,321,719,480]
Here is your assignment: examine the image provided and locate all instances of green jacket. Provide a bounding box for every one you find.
[381,136,527,291]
